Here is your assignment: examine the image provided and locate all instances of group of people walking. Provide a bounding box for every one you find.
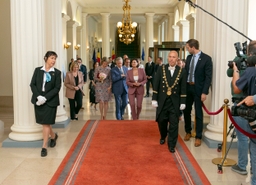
[29,38,212,158]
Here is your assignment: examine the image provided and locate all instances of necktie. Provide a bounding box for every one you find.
[189,55,195,82]
[45,72,51,82]
[119,67,123,74]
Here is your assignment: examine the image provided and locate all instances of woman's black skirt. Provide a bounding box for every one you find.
[34,104,57,125]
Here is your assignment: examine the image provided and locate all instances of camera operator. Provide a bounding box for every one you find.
[227,67,249,175]
[232,40,256,185]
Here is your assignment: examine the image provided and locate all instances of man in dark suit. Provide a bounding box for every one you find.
[111,57,128,120]
[183,39,213,147]
[155,57,163,74]
[144,56,155,97]
[152,51,187,153]
[77,58,87,83]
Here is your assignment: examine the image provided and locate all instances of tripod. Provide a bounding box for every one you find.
[217,124,236,174]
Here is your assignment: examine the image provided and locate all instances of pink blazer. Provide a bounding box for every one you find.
[64,71,84,99]
[126,68,147,95]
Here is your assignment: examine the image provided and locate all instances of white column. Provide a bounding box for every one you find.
[100,13,110,57]
[67,21,79,60]
[9,0,45,141]
[161,22,165,42]
[82,13,88,64]
[158,25,161,45]
[172,25,179,41]
[248,0,256,39]
[167,13,174,41]
[44,0,68,125]
[164,19,168,41]
[76,26,83,58]
[62,13,70,71]
[145,13,155,61]
[186,13,196,39]
[196,0,249,142]
[176,20,189,42]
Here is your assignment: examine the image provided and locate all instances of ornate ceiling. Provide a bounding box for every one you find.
[76,0,179,23]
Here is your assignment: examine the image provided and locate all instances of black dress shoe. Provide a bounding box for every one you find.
[41,148,47,157]
[160,139,165,145]
[169,147,175,153]
[144,94,149,98]
[50,133,58,148]
[121,117,124,120]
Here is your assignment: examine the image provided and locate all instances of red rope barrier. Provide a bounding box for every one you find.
[227,109,256,138]
[202,103,223,115]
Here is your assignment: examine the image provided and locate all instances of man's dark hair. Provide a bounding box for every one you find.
[158,57,163,61]
[148,56,152,59]
[248,41,256,56]
[125,58,130,62]
[186,39,199,50]
[77,58,82,61]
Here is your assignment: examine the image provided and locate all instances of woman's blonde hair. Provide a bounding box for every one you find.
[70,61,79,71]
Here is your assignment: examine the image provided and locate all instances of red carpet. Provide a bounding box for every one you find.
[49,120,210,185]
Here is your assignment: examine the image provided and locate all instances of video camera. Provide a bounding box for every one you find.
[231,104,256,122]
[228,41,248,71]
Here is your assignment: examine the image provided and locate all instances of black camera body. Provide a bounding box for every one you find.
[228,41,248,70]
[231,104,256,122]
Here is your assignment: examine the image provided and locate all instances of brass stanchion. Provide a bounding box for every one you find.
[212,99,236,167]
[191,115,196,137]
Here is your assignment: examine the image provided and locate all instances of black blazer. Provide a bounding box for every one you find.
[145,62,155,78]
[30,67,62,107]
[152,64,187,121]
[185,52,213,96]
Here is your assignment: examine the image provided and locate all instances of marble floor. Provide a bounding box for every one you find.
[0,94,252,185]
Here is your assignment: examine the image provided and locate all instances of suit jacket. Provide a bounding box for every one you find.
[145,62,155,78]
[152,64,187,121]
[30,67,61,107]
[111,66,128,95]
[64,71,84,99]
[126,68,147,95]
[79,64,87,82]
[185,52,213,96]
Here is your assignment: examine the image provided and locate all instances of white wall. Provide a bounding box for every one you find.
[0,0,12,96]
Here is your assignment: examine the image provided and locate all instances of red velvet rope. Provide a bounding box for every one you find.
[227,109,256,138]
[202,103,223,115]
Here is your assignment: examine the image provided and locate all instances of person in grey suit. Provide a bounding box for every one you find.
[183,39,213,147]
[111,57,128,120]
[30,51,61,157]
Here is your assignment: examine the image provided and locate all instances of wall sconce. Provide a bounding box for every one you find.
[74,44,80,50]
[64,42,71,49]
[86,46,90,50]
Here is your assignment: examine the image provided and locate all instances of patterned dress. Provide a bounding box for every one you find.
[94,66,112,102]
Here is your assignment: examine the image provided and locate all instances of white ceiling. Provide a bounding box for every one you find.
[76,0,179,23]
[77,0,178,7]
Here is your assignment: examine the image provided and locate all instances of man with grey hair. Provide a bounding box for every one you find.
[111,57,128,120]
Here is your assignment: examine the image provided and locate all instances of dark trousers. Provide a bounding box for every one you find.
[68,90,83,119]
[146,78,153,95]
[183,84,203,139]
[114,92,128,120]
[157,98,179,148]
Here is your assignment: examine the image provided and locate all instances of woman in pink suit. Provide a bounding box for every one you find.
[64,62,84,120]
[126,59,147,120]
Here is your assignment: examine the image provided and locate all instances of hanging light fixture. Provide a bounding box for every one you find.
[116,0,137,45]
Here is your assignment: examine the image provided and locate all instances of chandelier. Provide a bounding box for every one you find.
[117,0,137,45]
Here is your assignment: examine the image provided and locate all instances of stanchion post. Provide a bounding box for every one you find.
[192,115,196,137]
[212,99,236,166]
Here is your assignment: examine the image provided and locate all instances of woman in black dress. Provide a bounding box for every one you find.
[89,62,99,110]
[30,51,61,157]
